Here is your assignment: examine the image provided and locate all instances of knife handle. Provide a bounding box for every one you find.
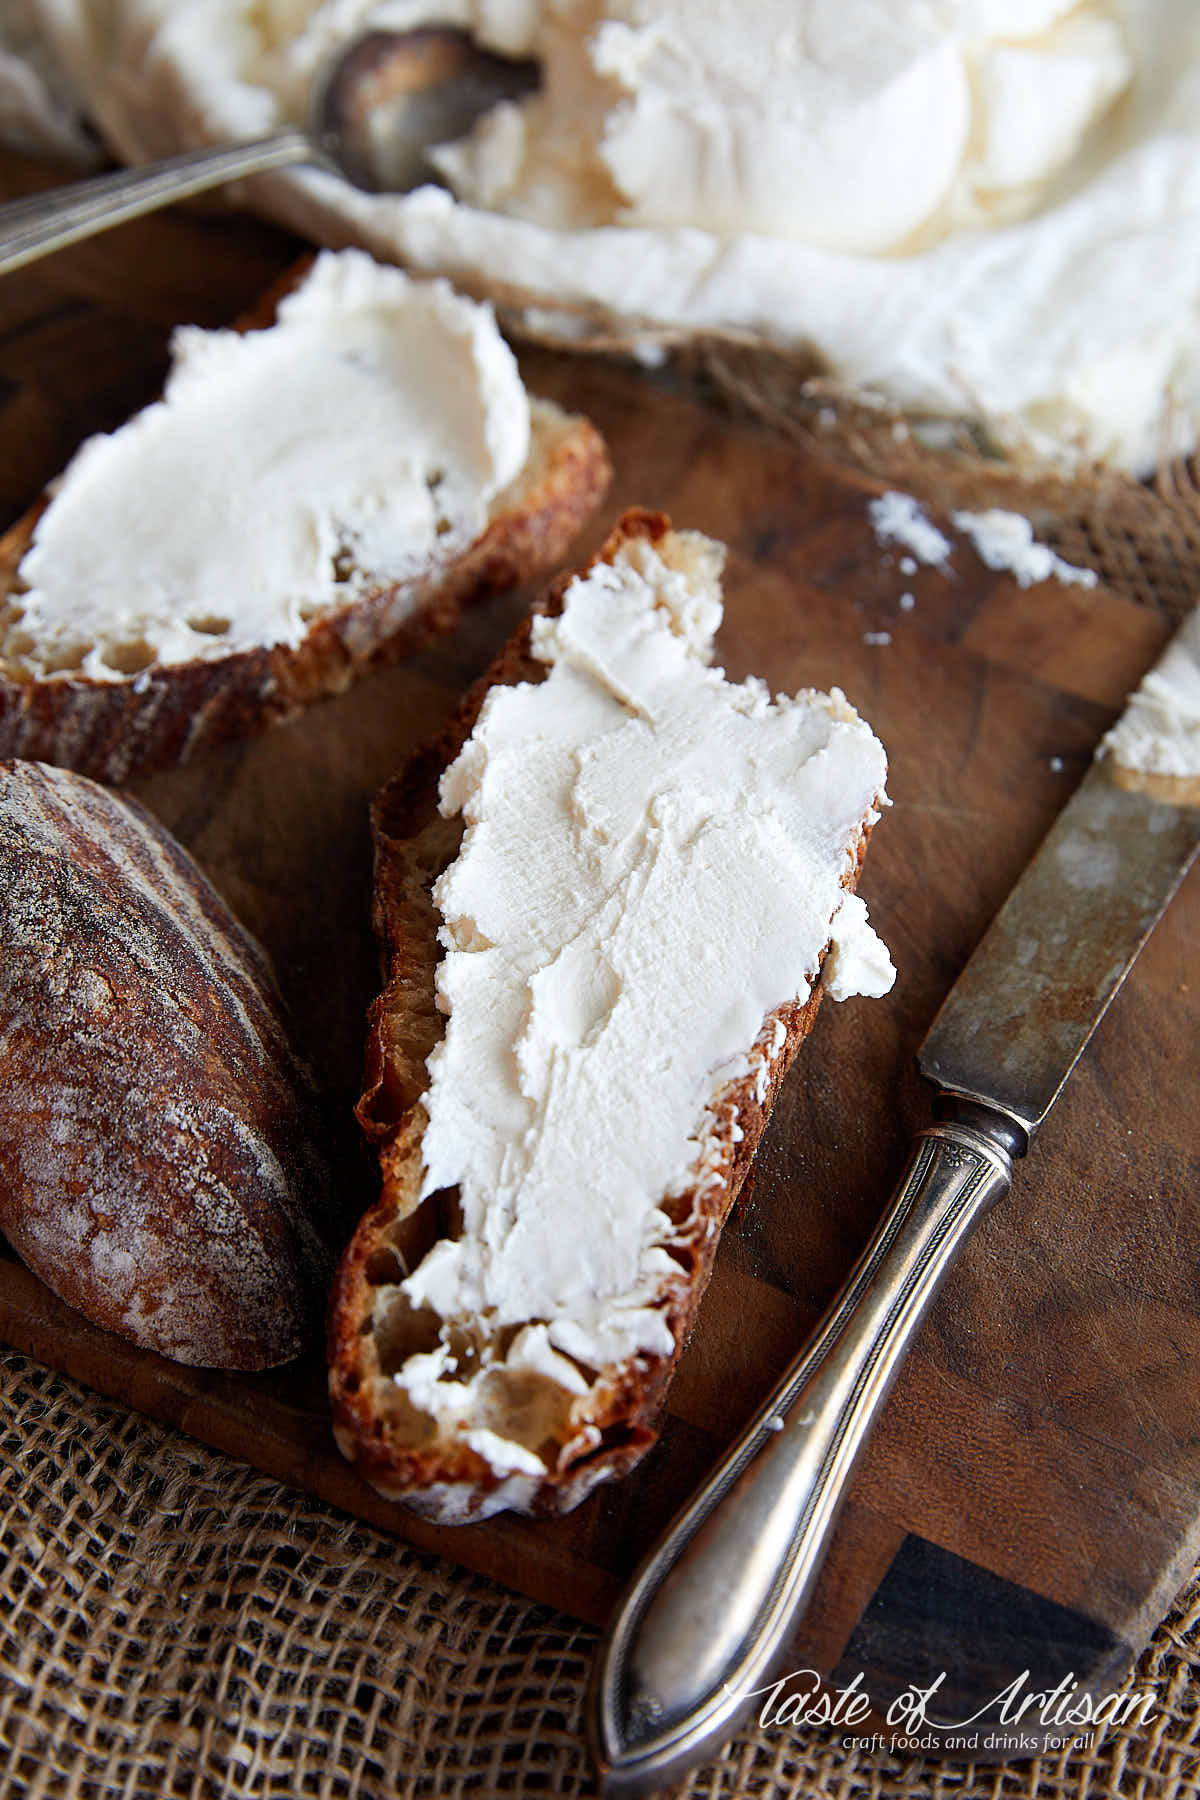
[589,1104,1021,1797]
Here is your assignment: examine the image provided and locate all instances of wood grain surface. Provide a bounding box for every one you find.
[1,145,1197,1737]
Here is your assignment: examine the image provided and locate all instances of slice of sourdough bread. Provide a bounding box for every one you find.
[328,510,892,1523]
[0,252,609,784]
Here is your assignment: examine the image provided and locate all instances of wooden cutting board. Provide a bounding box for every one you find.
[1,146,1197,1742]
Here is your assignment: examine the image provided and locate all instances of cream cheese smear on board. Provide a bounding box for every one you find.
[9,1,1200,472]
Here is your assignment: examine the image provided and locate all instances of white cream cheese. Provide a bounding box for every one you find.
[950,508,1098,589]
[1099,605,1200,777]
[433,1,976,252]
[824,893,898,1004]
[869,491,1101,590]
[395,530,891,1460]
[15,0,1196,474]
[11,248,530,680]
[868,493,952,569]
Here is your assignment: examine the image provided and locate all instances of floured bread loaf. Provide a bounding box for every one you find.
[0,759,335,1369]
[329,510,895,1521]
[0,249,609,783]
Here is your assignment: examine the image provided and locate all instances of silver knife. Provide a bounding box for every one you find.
[589,605,1200,1797]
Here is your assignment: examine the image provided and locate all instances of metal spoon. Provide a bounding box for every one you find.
[0,28,539,277]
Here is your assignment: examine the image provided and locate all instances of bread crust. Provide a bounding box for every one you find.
[328,511,879,1520]
[0,759,336,1369]
[0,262,610,784]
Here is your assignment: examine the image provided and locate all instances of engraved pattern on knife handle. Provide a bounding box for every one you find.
[590,1108,1019,1797]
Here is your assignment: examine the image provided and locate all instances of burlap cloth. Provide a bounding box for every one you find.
[2,385,1199,1800]
[3,1341,1200,1800]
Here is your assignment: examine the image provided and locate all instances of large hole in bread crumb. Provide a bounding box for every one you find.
[100,638,156,676]
[4,630,37,663]
[474,1367,579,1463]
[365,1244,407,1286]
[377,1006,445,1116]
[187,614,231,637]
[376,1185,462,1281]
[369,1288,441,1379]
[40,641,93,674]
[413,817,464,882]
[331,545,358,585]
[432,1187,464,1242]
[661,1193,697,1229]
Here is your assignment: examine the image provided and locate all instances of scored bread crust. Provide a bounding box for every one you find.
[0,261,610,785]
[328,510,880,1522]
[0,758,336,1369]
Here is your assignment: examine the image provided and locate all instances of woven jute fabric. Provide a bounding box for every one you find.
[1,1348,1198,1800]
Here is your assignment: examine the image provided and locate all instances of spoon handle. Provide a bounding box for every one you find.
[588,1106,1019,1796]
[0,127,313,276]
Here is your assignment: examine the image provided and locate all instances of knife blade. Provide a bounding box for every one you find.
[921,762,1200,1135]
[589,607,1200,1798]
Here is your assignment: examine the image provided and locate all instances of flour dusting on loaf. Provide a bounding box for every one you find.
[329,511,894,1519]
[0,760,336,1368]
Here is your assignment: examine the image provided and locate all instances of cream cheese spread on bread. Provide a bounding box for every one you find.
[10,249,530,680]
[1099,607,1200,778]
[13,0,1200,471]
[395,529,892,1455]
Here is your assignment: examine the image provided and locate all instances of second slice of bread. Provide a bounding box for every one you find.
[328,510,892,1523]
[0,255,609,784]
